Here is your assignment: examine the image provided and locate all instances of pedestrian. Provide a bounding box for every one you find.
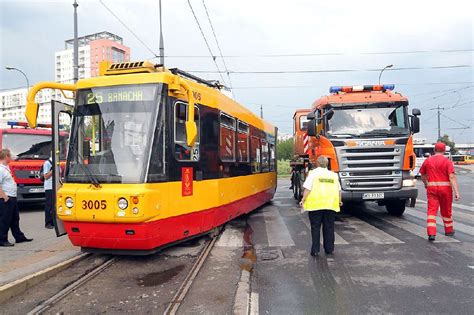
[0,149,33,247]
[42,155,54,229]
[299,156,342,256]
[420,142,460,241]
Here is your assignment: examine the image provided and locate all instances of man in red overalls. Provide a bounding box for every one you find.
[419,142,460,241]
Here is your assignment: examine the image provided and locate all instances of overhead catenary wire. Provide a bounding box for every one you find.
[440,112,471,129]
[186,64,472,74]
[151,48,474,58]
[201,0,233,90]
[186,0,227,86]
[411,85,474,106]
[231,82,474,90]
[99,0,159,58]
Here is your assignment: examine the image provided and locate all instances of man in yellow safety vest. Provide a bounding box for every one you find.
[299,156,342,256]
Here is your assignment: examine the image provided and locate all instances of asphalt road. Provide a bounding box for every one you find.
[247,174,474,314]
[2,171,473,314]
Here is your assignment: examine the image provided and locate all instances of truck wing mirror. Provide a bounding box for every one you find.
[307,120,316,136]
[412,108,421,116]
[411,116,420,134]
[307,111,316,120]
[326,109,335,120]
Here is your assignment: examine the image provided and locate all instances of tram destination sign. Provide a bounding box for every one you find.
[83,84,157,105]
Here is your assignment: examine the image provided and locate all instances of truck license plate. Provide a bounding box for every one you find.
[29,187,45,193]
[362,192,384,200]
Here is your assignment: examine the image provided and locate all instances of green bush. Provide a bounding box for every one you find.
[277,138,293,160]
[277,159,291,176]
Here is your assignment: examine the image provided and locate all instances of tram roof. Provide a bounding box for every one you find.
[76,71,276,136]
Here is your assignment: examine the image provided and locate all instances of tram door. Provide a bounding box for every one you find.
[51,100,73,236]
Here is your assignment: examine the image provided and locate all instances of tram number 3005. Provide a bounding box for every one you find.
[82,200,107,210]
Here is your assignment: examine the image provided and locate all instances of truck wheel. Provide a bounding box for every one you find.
[386,200,406,216]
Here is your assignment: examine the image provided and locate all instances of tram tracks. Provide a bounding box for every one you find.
[26,230,221,315]
[27,256,119,315]
[164,234,219,315]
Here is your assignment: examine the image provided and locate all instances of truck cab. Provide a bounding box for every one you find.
[0,121,67,204]
[303,85,421,215]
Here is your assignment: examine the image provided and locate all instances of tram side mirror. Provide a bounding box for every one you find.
[411,116,420,134]
[412,108,421,116]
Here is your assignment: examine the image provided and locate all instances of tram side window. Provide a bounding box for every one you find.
[174,102,200,161]
[269,142,276,171]
[261,139,269,172]
[237,121,249,162]
[250,136,261,173]
[220,113,236,162]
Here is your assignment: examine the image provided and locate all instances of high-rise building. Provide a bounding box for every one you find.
[0,31,130,122]
[55,31,130,83]
[0,88,52,123]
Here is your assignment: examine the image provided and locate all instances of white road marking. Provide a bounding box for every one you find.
[216,226,243,247]
[271,200,294,207]
[378,214,459,243]
[405,208,474,237]
[233,270,251,315]
[468,265,474,270]
[263,210,296,247]
[412,205,474,225]
[250,292,259,315]
[272,196,292,200]
[417,199,474,213]
[300,213,349,245]
[344,217,404,244]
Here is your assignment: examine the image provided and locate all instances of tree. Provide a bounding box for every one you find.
[439,134,457,154]
[277,138,294,160]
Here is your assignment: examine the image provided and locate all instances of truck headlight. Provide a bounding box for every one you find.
[65,197,74,209]
[403,179,416,187]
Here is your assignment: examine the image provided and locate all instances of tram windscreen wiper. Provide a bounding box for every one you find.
[69,145,101,187]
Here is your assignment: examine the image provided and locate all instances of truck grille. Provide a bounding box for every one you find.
[336,144,405,191]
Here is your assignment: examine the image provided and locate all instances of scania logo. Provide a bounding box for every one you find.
[356,140,385,147]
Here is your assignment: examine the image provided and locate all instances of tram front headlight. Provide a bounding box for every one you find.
[118,198,128,210]
[65,197,74,209]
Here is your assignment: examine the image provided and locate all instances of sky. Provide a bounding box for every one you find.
[1,0,473,143]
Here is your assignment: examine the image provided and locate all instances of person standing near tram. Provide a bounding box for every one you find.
[299,156,342,256]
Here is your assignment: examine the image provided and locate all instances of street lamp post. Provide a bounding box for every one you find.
[378,64,393,85]
[5,67,30,90]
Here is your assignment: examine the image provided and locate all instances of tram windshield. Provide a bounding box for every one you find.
[66,84,163,184]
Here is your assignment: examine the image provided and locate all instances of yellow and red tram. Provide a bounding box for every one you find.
[26,61,277,253]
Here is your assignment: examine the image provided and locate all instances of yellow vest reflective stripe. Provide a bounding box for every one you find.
[303,169,340,212]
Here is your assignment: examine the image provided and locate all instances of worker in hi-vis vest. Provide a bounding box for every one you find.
[299,156,342,256]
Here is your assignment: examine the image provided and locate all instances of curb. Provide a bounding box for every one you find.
[0,252,89,304]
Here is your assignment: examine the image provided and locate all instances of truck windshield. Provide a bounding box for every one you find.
[3,133,52,160]
[66,84,162,184]
[327,103,409,138]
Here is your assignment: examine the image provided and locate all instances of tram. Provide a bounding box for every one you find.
[26,61,277,254]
